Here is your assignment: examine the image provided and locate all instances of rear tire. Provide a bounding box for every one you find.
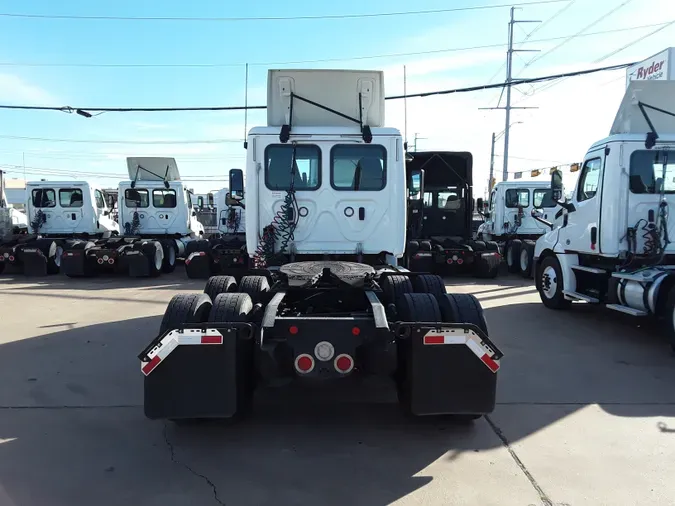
[506,240,522,274]
[412,274,446,297]
[662,286,675,353]
[204,275,238,301]
[520,240,535,279]
[380,274,413,305]
[160,240,177,274]
[159,293,213,335]
[437,293,488,334]
[536,255,571,310]
[208,293,253,322]
[238,275,270,304]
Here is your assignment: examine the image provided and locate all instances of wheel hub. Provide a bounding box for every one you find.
[541,265,557,298]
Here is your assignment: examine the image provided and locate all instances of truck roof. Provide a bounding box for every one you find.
[589,133,675,151]
[493,180,551,189]
[248,126,401,137]
[26,181,93,187]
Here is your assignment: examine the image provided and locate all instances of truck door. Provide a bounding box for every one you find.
[624,147,675,255]
[564,151,604,253]
[36,187,84,233]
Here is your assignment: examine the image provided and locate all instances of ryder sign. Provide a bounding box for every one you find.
[626,48,674,87]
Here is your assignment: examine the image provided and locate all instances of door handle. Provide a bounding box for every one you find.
[358,207,365,220]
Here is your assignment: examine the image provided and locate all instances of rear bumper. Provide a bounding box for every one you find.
[140,319,502,420]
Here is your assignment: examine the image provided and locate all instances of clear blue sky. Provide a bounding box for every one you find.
[0,0,673,194]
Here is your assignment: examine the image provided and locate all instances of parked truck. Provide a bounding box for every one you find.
[184,174,248,279]
[404,151,501,278]
[476,180,556,277]
[140,69,503,424]
[533,80,675,350]
[59,156,205,277]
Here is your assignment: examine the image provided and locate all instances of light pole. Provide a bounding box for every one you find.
[489,121,522,193]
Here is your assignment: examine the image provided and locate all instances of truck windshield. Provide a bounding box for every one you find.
[265,144,321,191]
[630,149,675,194]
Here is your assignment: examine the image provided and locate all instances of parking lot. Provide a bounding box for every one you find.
[0,272,674,506]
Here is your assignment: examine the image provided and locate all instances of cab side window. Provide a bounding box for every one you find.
[577,158,602,202]
[95,190,106,209]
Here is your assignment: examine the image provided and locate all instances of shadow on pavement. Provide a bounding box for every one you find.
[0,295,674,505]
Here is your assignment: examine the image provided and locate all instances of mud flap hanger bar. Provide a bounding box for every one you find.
[392,321,504,361]
[137,322,256,363]
[279,92,373,144]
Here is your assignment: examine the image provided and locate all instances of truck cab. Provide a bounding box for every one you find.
[534,80,675,348]
[241,69,405,267]
[25,181,119,236]
[120,157,204,238]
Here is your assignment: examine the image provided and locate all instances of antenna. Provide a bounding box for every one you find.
[243,63,249,149]
[403,65,408,152]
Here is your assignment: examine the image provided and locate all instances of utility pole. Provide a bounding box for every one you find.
[489,132,496,193]
[479,6,539,182]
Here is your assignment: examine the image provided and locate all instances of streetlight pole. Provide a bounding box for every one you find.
[489,132,496,193]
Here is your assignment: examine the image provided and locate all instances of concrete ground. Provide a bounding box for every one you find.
[0,271,674,506]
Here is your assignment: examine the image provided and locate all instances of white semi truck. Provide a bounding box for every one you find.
[140,69,503,423]
[533,80,675,350]
[476,180,556,277]
[184,173,248,279]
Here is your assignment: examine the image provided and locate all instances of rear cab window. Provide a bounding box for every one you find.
[533,189,556,208]
[124,189,149,208]
[505,188,530,208]
[265,144,321,191]
[437,187,463,210]
[629,149,675,194]
[331,144,387,191]
[59,189,84,208]
[31,188,56,208]
[153,189,177,208]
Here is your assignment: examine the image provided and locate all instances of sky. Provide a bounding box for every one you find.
[0,0,674,197]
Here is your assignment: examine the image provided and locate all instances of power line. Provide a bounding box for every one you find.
[0,62,637,116]
[0,134,244,144]
[0,21,663,68]
[0,1,570,22]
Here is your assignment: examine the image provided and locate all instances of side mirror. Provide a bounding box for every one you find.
[551,170,563,202]
[103,210,110,216]
[229,168,244,200]
[476,197,484,210]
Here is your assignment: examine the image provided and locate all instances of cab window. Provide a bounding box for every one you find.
[31,188,56,208]
[533,189,556,208]
[577,158,602,202]
[59,189,84,208]
[94,190,106,209]
[124,189,149,208]
[629,149,675,194]
[265,144,321,191]
[437,188,463,210]
[505,188,529,208]
[331,144,387,191]
[153,189,177,208]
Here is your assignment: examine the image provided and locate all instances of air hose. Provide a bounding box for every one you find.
[124,211,141,235]
[253,143,300,268]
[30,210,46,234]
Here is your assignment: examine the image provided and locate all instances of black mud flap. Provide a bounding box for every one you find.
[140,323,255,420]
[394,322,502,416]
[184,251,213,279]
[127,250,150,277]
[20,248,48,276]
[61,250,87,277]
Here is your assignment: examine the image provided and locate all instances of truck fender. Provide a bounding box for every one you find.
[534,248,579,295]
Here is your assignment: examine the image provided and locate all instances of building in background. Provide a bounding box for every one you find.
[4,178,26,210]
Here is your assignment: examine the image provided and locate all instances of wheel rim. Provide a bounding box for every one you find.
[155,246,162,270]
[520,249,529,271]
[54,246,63,267]
[541,265,557,299]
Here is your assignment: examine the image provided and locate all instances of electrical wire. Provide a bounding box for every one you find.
[0,21,661,68]
[0,1,570,22]
[0,61,636,115]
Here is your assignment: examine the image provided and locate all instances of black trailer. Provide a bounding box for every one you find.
[140,261,502,422]
[404,151,501,278]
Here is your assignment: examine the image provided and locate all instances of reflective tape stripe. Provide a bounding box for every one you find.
[140,328,223,376]
[422,328,500,373]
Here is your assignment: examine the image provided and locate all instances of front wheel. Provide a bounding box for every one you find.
[536,255,571,310]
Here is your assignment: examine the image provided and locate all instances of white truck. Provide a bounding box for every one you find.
[0,179,119,275]
[184,174,248,279]
[140,69,503,424]
[533,80,675,350]
[476,180,556,277]
[59,156,204,277]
